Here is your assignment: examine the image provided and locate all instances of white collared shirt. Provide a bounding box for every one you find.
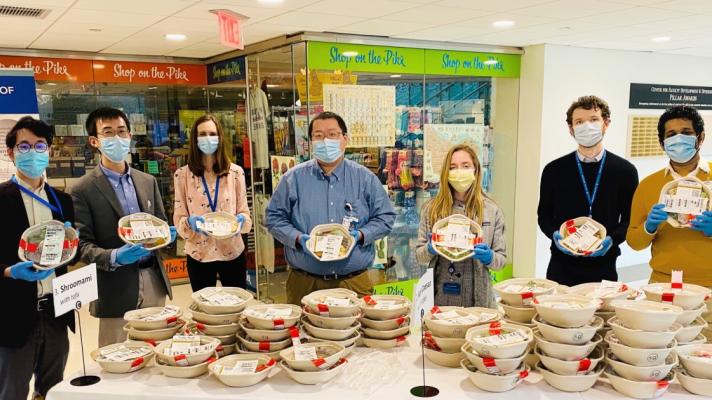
[577,148,606,163]
[15,175,56,297]
[665,157,711,180]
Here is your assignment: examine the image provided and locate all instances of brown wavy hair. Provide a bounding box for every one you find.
[187,114,232,177]
[426,144,487,224]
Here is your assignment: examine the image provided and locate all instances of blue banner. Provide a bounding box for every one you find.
[0,69,38,114]
[207,56,246,85]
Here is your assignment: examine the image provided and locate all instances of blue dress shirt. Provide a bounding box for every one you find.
[266,159,395,276]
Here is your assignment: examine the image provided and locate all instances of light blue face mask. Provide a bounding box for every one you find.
[313,138,343,163]
[197,136,219,155]
[664,134,698,163]
[15,150,49,178]
[99,137,131,163]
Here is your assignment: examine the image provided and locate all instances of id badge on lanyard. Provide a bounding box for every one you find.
[341,201,358,230]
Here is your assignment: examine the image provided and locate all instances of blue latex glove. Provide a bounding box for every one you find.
[350,230,362,246]
[645,204,668,234]
[589,236,613,257]
[116,244,151,266]
[187,215,205,234]
[236,214,246,231]
[169,226,177,243]
[552,231,576,256]
[427,236,437,255]
[299,234,310,251]
[473,243,494,265]
[691,211,712,237]
[64,221,79,236]
[8,261,53,281]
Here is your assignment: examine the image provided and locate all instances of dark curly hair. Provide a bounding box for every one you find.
[657,106,705,144]
[5,116,53,148]
[566,95,611,126]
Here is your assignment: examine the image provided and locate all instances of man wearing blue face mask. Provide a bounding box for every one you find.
[538,96,639,285]
[628,106,712,287]
[0,117,78,400]
[69,107,177,346]
[266,111,396,305]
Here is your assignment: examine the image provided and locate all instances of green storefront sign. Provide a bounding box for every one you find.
[307,41,521,78]
[424,49,521,78]
[307,41,423,75]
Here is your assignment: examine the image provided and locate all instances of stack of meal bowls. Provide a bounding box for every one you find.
[460,322,532,392]
[237,303,301,360]
[494,278,558,328]
[422,306,500,367]
[642,282,710,346]
[702,297,712,342]
[91,341,156,373]
[122,305,186,345]
[209,353,277,387]
[154,335,221,378]
[676,344,712,396]
[301,290,364,350]
[603,299,682,399]
[359,295,412,351]
[190,287,255,352]
[567,281,636,340]
[531,294,604,392]
[279,341,348,385]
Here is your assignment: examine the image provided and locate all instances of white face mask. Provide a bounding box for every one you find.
[573,121,603,147]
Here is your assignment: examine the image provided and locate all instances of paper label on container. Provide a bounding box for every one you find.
[40,224,65,266]
[561,222,601,252]
[473,330,528,346]
[324,296,350,307]
[316,235,344,261]
[294,346,318,361]
[225,360,259,375]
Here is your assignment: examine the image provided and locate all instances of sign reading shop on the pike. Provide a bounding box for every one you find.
[630,83,712,110]
[52,263,98,317]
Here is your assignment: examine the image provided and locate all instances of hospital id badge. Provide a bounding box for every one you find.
[341,216,358,230]
[443,282,461,295]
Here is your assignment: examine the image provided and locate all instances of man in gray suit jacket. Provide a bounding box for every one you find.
[70,107,176,346]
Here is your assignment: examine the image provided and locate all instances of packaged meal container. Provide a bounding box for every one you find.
[18,220,79,271]
[305,224,356,262]
[430,214,483,262]
[558,217,606,255]
[118,212,171,251]
[659,177,712,228]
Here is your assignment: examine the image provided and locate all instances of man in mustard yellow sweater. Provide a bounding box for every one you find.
[627,106,712,286]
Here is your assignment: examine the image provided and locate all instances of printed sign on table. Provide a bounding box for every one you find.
[411,268,434,329]
[52,263,98,317]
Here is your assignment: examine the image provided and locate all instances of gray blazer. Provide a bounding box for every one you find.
[415,197,507,308]
[70,166,173,318]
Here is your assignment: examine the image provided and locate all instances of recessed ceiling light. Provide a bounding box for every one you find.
[651,36,671,42]
[46,82,57,86]
[483,60,499,65]
[92,63,105,69]
[266,84,279,88]
[35,88,42,92]
[342,51,358,57]
[492,20,515,28]
[148,86,158,90]
[258,0,284,4]
[88,28,102,32]
[390,74,402,78]
[165,33,187,41]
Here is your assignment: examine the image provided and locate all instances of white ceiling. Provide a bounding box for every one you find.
[1,0,711,59]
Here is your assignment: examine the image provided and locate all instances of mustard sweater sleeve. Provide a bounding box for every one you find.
[626,180,655,250]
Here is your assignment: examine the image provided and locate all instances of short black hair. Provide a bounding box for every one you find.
[5,116,54,148]
[566,95,611,126]
[85,107,131,137]
[308,111,348,138]
[657,106,705,144]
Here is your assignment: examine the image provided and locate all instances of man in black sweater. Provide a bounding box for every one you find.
[538,96,639,286]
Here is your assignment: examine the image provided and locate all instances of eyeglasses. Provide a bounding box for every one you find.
[312,130,344,141]
[15,142,49,153]
[99,128,130,138]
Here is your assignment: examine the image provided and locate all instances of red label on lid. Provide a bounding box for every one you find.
[483,358,497,368]
[289,326,300,338]
[430,306,441,314]
[207,357,217,364]
[567,226,578,234]
[258,342,270,352]
[578,359,591,372]
[130,357,144,368]
[657,380,669,388]
[519,370,529,379]
[661,293,674,303]
[273,318,285,329]
[363,296,376,305]
[396,336,406,344]
[196,323,206,331]
[671,282,683,289]
[317,304,330,316]
[166,316,178,326]
[397,316,407,326]
[565,220,575,227]
[144,339,156,347]
[312,358,327,369]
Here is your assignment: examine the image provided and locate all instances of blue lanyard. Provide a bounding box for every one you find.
[12,176,64,221]
[201,175,220,212]
[574,151,606,218]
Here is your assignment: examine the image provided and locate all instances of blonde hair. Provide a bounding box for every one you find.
[427,144,487,224]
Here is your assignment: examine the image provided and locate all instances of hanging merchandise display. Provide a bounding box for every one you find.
[323,84,396,148]
[249,87,270,169]
[423,124,488,183]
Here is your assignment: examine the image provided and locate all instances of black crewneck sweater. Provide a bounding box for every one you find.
[537,150,639,285]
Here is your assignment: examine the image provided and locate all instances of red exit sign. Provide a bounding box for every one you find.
[211,9,248,50]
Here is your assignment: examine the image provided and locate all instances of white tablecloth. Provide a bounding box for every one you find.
[47,336,699,400]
